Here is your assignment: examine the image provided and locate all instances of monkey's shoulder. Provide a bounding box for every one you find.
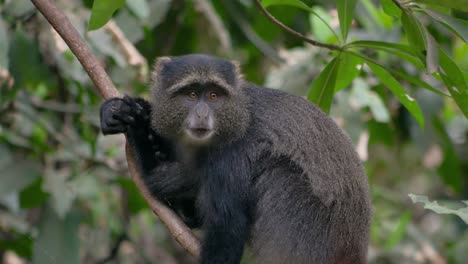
[242,85,366,204]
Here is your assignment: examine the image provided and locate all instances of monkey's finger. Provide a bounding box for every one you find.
[101,124,126,135]
[112,113,136,124]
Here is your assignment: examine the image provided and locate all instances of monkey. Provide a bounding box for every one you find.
[100,54,371,264]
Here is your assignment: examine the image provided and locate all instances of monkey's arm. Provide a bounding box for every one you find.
[199,153,251,264]
[100,97,199,224]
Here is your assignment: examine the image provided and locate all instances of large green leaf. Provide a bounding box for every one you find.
[89,0,126,30]
[346,40,425,69]
[401,10,426,53]
[380,0,401,18]
[409,194,468,224]
[414,0,468,12]
[335,51,363,91]
[307,56,341,113]
[337,0,358,41]
[367,60,425,127]
[439,48,468,117]
[261,0,311,11]
[425,10,468,43]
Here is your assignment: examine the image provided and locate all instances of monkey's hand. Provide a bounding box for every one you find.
[100,95,150,135]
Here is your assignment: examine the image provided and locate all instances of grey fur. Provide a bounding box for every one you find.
[149,54,371,263]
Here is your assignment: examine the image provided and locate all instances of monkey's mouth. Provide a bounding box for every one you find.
[186,127,214,141]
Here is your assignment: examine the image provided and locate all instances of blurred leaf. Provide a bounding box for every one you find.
[423,29,439,73]
[414,0,468,12]
[261,0,311,11]
[3,0,35,17]
[335,52,363,91]
[32,207,80,264]
[425,10,468,43]
[115,178,147,214]
[439,48,468,117]
[126,0,149,19]
[337,0,357,41]
[0,160,40,198]
[19,177,49,209]
[9,29,53,92]
[0,231,32,258]
[384,211,412,250]
[89,0,126,30]
[432,117,462,192]
[366,59,425,128]
[309,7,337,43]
[351,78,390,122]
[0,17,9,68]
[409,194,468,224]
[43,169,76,218]
[380,0,401,18]
[307,56,340,113]
[361,0,393,29]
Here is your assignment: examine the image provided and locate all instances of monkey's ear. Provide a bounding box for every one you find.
[151,56,172,82]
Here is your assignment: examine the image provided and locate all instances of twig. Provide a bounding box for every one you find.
[29,0,201,257]
[253,0,342,51]
[222,0,284,63]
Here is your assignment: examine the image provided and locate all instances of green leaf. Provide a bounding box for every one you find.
[425,10,468,43]
[335,52,363,91]
[380,0,401,18]
[32,207,80,264]
[346,40,425,69]
[388,69,449,97]
[439,48,468,117]
[409,194,468,224]
[261,0,311,11]
[307,56,341,113]
[384,211,412,250]
[414,0,468,12]
[89,0,126,31]
[337,0,358,41]
[366,60,425,127]
[401,10,426,53]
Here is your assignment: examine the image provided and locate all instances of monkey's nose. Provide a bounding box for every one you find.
[195,102,210,119]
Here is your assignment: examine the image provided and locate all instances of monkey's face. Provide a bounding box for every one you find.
[150,55,251,147]
[152,81,249,147]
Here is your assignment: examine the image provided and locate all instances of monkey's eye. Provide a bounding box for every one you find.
[187,91,198,100]
[208,92,218,101]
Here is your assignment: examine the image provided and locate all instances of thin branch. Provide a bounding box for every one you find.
[253,0,342,51]
[222,0,284,63]
[30,0,200,257]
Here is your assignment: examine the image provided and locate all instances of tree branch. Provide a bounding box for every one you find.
[253,0,342,51]
[30,0,200,257]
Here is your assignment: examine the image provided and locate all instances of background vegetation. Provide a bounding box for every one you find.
[0,0,467,263]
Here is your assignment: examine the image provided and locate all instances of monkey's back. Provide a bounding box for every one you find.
[243,85,371,264]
